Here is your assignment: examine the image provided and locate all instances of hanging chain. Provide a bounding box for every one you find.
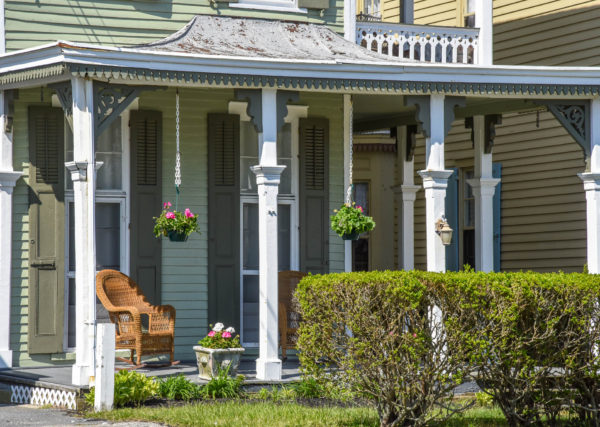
[346,96,354,205]
[175,90,182,209]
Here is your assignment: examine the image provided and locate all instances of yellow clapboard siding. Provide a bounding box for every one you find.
[414,0,458,26]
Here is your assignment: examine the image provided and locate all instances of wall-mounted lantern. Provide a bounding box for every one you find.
[435,216,453,246]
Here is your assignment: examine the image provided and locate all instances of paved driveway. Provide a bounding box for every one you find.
[0,404,162,426]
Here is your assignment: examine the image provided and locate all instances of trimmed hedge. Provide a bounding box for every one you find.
[296,271,600,427]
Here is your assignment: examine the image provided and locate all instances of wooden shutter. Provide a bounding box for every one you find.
[493,163,502,272]
[28,106,65,354]
[299,117,329,274]
[208,114,240,331]
[130,110,162,305]
[445,168,459,272]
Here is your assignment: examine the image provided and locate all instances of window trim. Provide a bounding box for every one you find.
[230,0,307,14]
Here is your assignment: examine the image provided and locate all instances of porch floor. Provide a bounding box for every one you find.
[0,357,302,393]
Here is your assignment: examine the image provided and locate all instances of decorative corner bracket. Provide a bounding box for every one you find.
[49,81,72,117]
[534,100,590,158]
[2,89,18,133]
[276,91,300,131]
[234,89,262,132]
[465,114,502,154]
[405,95,465,139]
[406,125,418,161]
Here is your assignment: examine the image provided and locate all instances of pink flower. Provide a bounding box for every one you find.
[163,202,172,209]
[413,333,417,338]
[208,331,215,337]
[356,205,363,213]
[221,331,232,338]
[165,212,175,219]
[185,208,194,218]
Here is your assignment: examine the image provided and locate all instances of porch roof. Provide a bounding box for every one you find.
[4,16,600,97]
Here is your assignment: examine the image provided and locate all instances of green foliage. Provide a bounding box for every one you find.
[153,202,200,238]
[475,392,494,408]
[85,370,159,408]
[202,366,245,399]
[85,387,95,407]
[330,203,375,237]
[158,374,202,401]
[198,323,242,349]
[292,376,325,399]
[296,270,600,427]
[296,271,471,427]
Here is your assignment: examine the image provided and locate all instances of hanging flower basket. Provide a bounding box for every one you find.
[330,203,375,240]
[167,230,188,242]
[153,202,200,242]
[342,231,361,241]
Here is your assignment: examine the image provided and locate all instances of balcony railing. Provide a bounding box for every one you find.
[356,22,480,65]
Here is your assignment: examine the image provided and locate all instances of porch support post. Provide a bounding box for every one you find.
[579,98,600,274]
[474,0,493,66]
[467,116,499,272]
[0,91,22,368]
[68,77,97,386]
[394,126,419,270]
[253,88,284,381]
[343,94,352,272]
[417,95,452,273]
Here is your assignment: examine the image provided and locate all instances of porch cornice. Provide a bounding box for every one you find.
[5,42,600,97]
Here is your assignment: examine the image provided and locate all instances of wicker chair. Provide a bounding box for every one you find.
[96,269,176,366]
[278,270,307,360]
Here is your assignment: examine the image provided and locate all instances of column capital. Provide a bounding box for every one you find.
[418,169,454,189]
[392,184,421,202]
[251,165,286,186]
[579,172,600,190]
[466,177,500,196]
[65,161,103,182]
[0,170,23,189]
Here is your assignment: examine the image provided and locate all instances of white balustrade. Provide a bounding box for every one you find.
[356,22,480,64]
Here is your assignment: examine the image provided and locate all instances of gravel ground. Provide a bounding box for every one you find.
[0,404,163,426]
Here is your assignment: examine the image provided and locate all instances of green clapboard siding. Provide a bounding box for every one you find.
[9,87,345,366]
[4,0,344,52]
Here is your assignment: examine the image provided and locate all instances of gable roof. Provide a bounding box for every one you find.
[136,15,407,63]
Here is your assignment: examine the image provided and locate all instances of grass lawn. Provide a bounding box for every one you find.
[87,401,510,426]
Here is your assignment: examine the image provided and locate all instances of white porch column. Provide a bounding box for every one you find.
[418,95,452,273]
[394,126,419,270]
[253,88,284,381]
[474,0,493,66]
[467,116,499,272]
[69,77,97,386]
[0,91,22,368]
[580,98,600,274]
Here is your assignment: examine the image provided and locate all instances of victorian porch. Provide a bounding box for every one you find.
[2,16,600,396]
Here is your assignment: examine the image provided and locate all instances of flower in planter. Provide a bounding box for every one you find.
[198,323,242,349]
[330,202,375,239]
[153,202,200,239]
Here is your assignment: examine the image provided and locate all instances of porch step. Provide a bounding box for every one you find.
[0,373,87,410]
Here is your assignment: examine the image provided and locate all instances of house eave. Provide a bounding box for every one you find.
[3,42,600,97]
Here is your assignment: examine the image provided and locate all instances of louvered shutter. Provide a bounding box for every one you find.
[28,106,65,354]
[445,168,459,272]
[130,110,162,305]
[208,114,240,331]
[299,118,329,274]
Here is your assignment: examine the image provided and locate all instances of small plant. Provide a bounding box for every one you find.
[330,202,375,239]
[201,365,244,399]
[198,323,241,349]
[85,370,159,408]
[292,377,325,399]
[158,374,202,401]
[475,392,494,408]
[153,202,200,239]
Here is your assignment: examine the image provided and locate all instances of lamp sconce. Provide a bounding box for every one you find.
[4,116,13,133]
[435,216,453,246]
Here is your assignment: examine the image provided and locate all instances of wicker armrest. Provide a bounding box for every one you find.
[148,304,176,333]
[108,306,142,337]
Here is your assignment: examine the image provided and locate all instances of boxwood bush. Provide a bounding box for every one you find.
[296,271,600,427]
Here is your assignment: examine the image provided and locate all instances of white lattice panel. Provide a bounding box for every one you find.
[11,384,77,410]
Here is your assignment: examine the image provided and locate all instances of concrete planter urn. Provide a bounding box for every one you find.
[193,346,245,380]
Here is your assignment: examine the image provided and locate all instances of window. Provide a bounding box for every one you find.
[357,0,381,21]
[231,0,306,13]
[234,102,303,347]
[352,182,370,271]
[460,0,476,27]
[64,115,130,351]
[461,170,475,269]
